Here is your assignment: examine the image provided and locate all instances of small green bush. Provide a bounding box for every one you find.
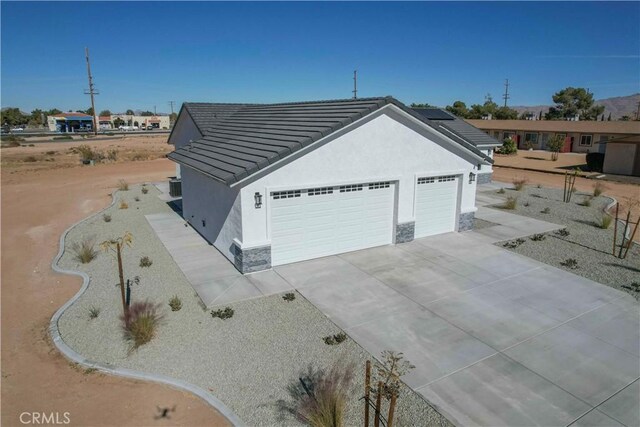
[168,296,182,311]
[502,196,517,210]
[501,138,517,155]
[503,238,525,249]
[134,196,140,202]
[530,234,546,241]
[282,292,296,301]
[141,187,149,194]
[600,215,612,229]
[139,256,153,268]
[555,228,570,237]
[497,188,506,194]
[103,214,111,222]
[541,207,551,214]
[211,307,234,320]
[560,258,578,269]
[89,306,100,319]
[72,237,97,264]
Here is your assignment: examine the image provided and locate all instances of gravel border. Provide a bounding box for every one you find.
[49,186,244,426]
[54,183,452,427]
[489,185,640,298]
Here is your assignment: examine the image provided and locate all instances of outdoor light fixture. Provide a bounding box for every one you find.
[469,172,476,184]
[254,192,263,208]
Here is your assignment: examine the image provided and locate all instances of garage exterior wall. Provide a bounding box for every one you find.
[168,112,202,178]
[238,112,478,250]
[181,166,242,262]
[603,143,638,176]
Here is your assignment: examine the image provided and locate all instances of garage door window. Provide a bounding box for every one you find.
[308,187,334,196]
[272,190,301,199]
[339,184,363,192]
[369,181,390,189]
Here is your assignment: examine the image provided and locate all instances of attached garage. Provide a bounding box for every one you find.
[270,182,395,266]
[169,97,493,273]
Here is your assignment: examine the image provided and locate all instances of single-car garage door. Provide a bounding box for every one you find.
[270,182,395,266]
[414,175,459,238]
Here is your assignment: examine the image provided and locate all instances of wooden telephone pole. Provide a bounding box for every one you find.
[84,47,99,136]
[353,70,358,99]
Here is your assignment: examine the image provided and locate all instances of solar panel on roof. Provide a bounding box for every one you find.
[412,108,455,120]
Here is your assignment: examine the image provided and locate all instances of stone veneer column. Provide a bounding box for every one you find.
[395,221,415,243]
[233,244,271,273]
[477,172,493,184]
[458,212,475,231]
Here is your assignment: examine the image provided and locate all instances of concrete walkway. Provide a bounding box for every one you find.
[146,211,293,307]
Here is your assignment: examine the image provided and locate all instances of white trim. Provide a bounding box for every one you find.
[232,237,270,250]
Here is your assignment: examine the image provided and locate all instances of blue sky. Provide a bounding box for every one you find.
[2,2,639,114]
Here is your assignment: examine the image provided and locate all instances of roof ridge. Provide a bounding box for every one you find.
[184,96,391,109]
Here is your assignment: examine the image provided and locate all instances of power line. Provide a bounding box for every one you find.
[83,47,99,135]
[502,79,510,107]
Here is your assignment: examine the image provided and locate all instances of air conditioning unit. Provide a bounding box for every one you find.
[169,179,182,197]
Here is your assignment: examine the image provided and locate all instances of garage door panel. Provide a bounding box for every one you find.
[270,183,394,266]
[415,176,459,238]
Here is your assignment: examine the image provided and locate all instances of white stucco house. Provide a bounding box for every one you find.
[168,97,500,273]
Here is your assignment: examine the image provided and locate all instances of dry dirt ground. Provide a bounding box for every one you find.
[494,150,588,173]
[1,138,229,426]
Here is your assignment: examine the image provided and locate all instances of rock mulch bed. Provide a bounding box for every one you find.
[490,184,640,299]
[57,184,451,427]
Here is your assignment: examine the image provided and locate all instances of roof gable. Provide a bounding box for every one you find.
[412,108,501,147]
[169,97,492,185]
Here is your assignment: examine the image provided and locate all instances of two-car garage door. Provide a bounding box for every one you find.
[269,175,460,266]
[270,182,394,266]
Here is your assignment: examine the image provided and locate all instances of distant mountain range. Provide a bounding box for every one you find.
[510,93,640,120]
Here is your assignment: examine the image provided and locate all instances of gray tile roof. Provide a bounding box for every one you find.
[412,108,502,147]
[169,97,492,185]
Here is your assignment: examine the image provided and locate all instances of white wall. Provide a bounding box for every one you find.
[168,110,202,178]
[181,167,242,262]
[238,112,479,248]
[603,143,637,176]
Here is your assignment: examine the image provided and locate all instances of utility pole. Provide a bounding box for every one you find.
[635,101,640,121]
[154,105,157,115]
[502,79,510,107]
[168,101,175,115]
[352,70,358,100]
[84,47,99,135]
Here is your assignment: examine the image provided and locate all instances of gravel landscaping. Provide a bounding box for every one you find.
[56,183,451,427]
[489,184,640,299]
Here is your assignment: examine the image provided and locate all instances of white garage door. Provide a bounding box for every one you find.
[414,175,459,238]
[270,182,395,266]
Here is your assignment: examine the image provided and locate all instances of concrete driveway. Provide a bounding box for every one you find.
[274,231,640,427]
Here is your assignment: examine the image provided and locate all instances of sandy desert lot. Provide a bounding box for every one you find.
[1,135,228,426]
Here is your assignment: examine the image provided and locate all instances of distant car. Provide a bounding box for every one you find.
[11,127,24,132]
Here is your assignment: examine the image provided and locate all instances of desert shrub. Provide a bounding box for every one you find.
[294,363,354,427]
[45,150,56,155]
[503,238,525,249]
[600,215,613,229]
[537,184,543,189]
[546,135,565,161]
[502,196,517,210]
[282,292,296,302]
[4,135,25,143]
[541,207,551,214]
[134,196,140,202]
[523,201,530,207]
[119,200,128,209]
[512,178,527,191]
[23,156,37,162]
[72,237,97,264]
[103,214,111,222]
[586,152,605,172]
[593,182,605,197]
[497,188,506,194]
[28,144,35,147]
[211,307,234,320]
[555,228,570,237]
[107,149,117,161]
[621,282,639,297]
[168,296,182,312]
[139,256,153,268]
[89,306,100,319]
[560,258,578,269]
[121,301,163,351]
[141,187,149,194]
[579,197,592,207]
[117,180,129,191]
[376,350,415,400]
[530,234,546,241]
[53,135,73,141]
[77,144,100,162]
[323,332,347,345]
[131,153,148,161]
[500,138,517,155]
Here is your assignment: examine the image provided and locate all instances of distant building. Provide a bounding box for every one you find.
[466,119,640,154]
[48,113,170,131]
[603,135,640,177]
[47,112,94,132]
